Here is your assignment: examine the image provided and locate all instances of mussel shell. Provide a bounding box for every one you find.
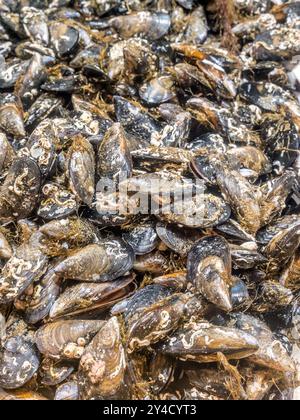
[78,317,126,400]
[127,293,190,353]
[114,96,162,144]
[25,94,63,131]
[139,76,176,106]
[123,222,159,255]
[230,278,250,308]
[15,53,47,110]
[124,284,172,323]
[53,239,134,282]
[160,321,259,363]
[0,60,29,89]
[0,157,41,220]
[0,243,48,304]
[230,313,296,373]
[0,132,15,174]
[68,135,95,206]
[256,215,300,245]
[97,122,132,181]
[109,12,171,41]
[23,269,61,324]
[55,381,79,400]
[157,194,231,229]
[0,337,40,389]
[263,224,300,264]
[50,22,79,58]
[133,250,168,275]
[0,93,25,138]
[37,183,77,221]
[35,320,105,360]
[253,28,300,61]
[156,222,202,257]
[49,275,136,319]
[21,7,49,46]
[39,359,74,386]
[187,236,231,282]
[25,120,57,176]
[217,219,255,243]
[41,75,83,93]
[183,5,208,44]
[231,246,267,269]
[187,235,232,311]
[252,281,294,313]
[152,272,188,291]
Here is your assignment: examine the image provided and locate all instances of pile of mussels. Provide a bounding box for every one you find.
[0,0,300,401]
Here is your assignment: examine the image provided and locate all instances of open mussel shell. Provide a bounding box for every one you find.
[0,337,40,389]
[49,275,136,319]
[35,320,105,360]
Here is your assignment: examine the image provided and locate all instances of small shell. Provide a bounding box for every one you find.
[55,381,79,401]
[123,221,159,255]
